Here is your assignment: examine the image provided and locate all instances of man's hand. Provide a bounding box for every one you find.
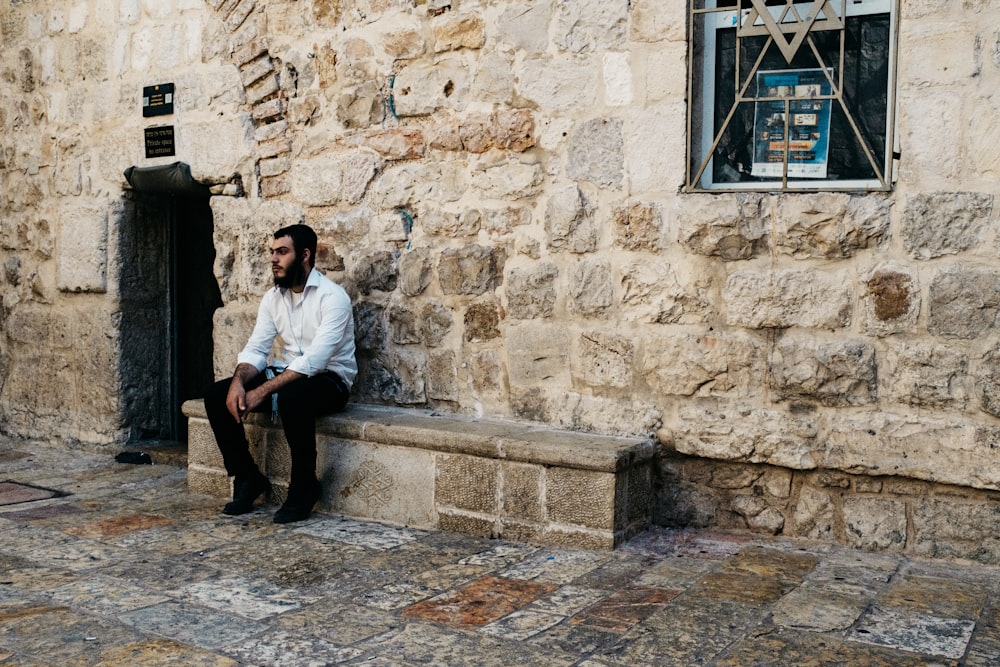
[226,363,261,422]
[226,381,247,423]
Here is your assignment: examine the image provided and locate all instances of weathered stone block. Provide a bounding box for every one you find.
[574,331,634,389]
[843,497,906,551]
[506,262,558,319]
[769,334,877,407]
[388,300,421,345]
[677,194,769,261]
[353,300,386,354]
[861,265,920,337]
[612,201,663,251]
[426,349,459,401]
[824,413,1000,490]
[463,300,500,342]
[187,417,226,471]
[438,244,505,295]
[291,153,382,206]
[321,438,437,528]
[392,56,469,116]
[547,467,615,530]
[902,192,994,259]
[553,0,627,53]
[773,194,891,259]
[516,54,597,111]
[507,323,570,386]
[790,485,835,540]
[57,202,109,293]
[433,13,484,52]
[373,162,469,208]
[398,247,433,296]
[927,265,1000,339]
[420,301,452,347]
[419,208,480,237]
[438,511,497,539]
[497,1,551,51]
[912,497,1000,564]
[545,185,597,253]
[881,341,967,408]
[501,462,544,522]
[566,118,623,188]
[188,464,232,499]
[620,260,713,325]
[630,0,686,43]
[353,250,398,295]
[436,453,499,513]
[672,404,820,470]
[643,331,764,398]
[724,269,853,329]
[470,154,544,200]
[976,342,1000,418]
[568,259,613,316]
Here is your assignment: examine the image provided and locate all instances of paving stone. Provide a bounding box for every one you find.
[964,606,1000,666]
[714,631,950,666]
[93,638,237,666]
[224,629,365,665]
[877,574,988,618]
[569,587,680,632]
[769,583,869,631]
[65,513,174,540]
[598,594,763,665]
[403,576,558,629]
[47,575,171,615]
[479,608,565,640]
[275,600,403,645]
[356,622,577,666]
[175,575,318,620]
[293,516,426,549]
[119,601,269,651]
[498,549,611,585]
[846,605,977,659]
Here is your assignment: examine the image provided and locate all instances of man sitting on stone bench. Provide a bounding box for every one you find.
[204,224,357,523]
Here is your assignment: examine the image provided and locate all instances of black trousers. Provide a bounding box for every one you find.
[203,370,349,490]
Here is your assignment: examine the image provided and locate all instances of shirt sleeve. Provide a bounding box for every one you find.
[236,292,278,372]
[286,289,352,377]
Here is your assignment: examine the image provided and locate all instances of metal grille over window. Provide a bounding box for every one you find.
[687,0,899,192]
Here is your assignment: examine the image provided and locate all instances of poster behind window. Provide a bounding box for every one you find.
[752,69,833,179]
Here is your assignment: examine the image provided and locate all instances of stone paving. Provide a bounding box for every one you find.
[1,438,999,666]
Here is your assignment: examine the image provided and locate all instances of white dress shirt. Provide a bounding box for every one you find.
[237,268,357,388]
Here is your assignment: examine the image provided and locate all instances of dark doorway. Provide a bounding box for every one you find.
[118,188,221,444]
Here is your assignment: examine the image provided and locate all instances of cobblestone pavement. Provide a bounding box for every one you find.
[1,438,999,666]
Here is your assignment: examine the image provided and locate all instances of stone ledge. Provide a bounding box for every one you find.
[182,400,656,549]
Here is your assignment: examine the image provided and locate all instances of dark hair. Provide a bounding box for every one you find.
[274,224,317,268]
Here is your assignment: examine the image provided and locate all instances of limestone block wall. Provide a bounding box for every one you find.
[2,0,1000,553]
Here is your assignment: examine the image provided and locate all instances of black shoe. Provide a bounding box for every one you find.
[273,480,321,524]
[223,471,270,515]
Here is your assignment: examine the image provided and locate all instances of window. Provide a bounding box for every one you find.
[687,0,899,192]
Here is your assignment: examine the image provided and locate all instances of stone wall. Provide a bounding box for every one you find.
[3,0,1000,556]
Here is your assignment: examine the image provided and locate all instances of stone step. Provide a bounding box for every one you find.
[183,400,656,550]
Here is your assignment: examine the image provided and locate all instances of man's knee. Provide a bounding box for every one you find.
[204,378,232,410]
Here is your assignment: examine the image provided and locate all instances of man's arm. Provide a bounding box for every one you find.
[241,367,306,419]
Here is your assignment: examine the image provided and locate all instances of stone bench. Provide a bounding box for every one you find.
[182,400,656,550]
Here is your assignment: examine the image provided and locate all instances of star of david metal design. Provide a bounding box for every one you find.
[739,0,845,63]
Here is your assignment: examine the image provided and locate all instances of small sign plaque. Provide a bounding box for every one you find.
[144,126,176,158]
[142,83,174,117]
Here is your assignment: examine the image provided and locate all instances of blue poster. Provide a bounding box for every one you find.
[752,69,833,179]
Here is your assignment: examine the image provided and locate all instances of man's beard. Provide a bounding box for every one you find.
[274,257,308,289]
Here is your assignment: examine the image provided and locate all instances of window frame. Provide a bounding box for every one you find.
[686,0,900,193]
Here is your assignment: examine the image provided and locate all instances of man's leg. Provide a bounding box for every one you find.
[203,375,271,514]
[272,372,350,523]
